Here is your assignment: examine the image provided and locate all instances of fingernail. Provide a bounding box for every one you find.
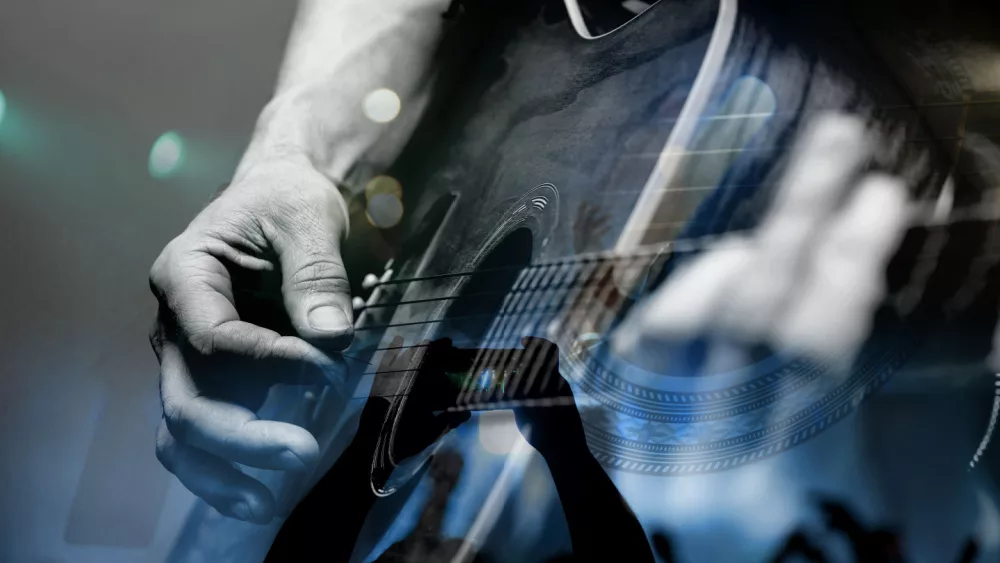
[308,306,350,332]
[231,501,254,521]
[278,448,310,471]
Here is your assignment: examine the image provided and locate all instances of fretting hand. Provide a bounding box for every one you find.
[507,336,589,457]
[613,113,912,372]
[505,337,656,563]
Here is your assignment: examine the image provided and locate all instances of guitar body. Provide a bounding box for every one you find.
[165,3,1000,563]
[345,0,941,488]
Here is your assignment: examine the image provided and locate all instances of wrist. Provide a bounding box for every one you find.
[538,439,595,471]
[236,96,319,179]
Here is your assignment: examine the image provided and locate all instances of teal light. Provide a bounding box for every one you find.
[148,131,186,179]
[0,90,7,129]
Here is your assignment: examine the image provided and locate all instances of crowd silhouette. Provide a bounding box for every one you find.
[266,338,985,563]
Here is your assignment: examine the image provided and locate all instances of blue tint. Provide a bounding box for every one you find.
[148,131,186,178]
[479,368,494,391]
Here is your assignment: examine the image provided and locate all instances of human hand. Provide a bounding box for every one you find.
[506,337,588,457]
[613,113,911,372]
[149,159,355,523]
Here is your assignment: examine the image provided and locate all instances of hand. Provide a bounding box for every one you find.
[613,113,911,371]
[508,337,588,457]
[149,159,354,523]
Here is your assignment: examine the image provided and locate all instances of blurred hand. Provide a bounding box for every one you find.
[149,160,354,523]
[613,113,911,371]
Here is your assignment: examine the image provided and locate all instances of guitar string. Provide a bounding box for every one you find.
[357,99,1000,394]
[356,258,645,334]
[360,256,641,394]
[459,262,583,407]
[355,212,1000,387]
[369,243,682,289]
[359,199,1000,316]
[356,102,1000,406]
[465,260,582,406]
[372,275,639,408]
[359,260,625,408]
[456,266,528,405]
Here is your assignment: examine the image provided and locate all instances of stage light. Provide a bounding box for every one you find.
[0,90,7,129]
[362,88,401,123]
[148,131,186,179]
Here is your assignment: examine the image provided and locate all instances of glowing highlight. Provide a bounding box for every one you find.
[148,131,186,179]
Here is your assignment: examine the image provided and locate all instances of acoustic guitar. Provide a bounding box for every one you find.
[245,0,1000,535]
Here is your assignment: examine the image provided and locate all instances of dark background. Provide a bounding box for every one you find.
[0,1,297,560]
[4,1,1000,562]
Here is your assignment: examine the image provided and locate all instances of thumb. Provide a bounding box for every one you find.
[277,232,354,350]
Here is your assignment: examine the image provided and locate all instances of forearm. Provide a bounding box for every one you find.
[544,451,654,562]
[235,0,453,187]
[266,416,384,563]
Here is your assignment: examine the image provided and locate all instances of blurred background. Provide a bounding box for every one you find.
[0,1,298,561]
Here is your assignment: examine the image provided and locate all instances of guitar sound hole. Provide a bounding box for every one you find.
[440,227,533,346]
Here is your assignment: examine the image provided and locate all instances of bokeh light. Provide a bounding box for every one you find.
[0,90,6,129]
[148,131,186,179]
[362,88,401,123]
[364,174,403,201]
[477,410,524,455]
[365,193,404,229]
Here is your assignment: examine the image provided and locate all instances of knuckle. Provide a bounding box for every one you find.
[287,256,350,295]
[148,322,164,357]
[162,400,189,441]
[148,247,174,297]
[148,235,194,298]
[265,189,323,233]
[187,328,218,357]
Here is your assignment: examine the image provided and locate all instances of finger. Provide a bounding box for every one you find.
[718,113,873,341]
[521,336,562,397]
[774,173,909,365]
[151,245,341,382]
[513,336,555,400]
[611,238,753,358]
[160,340,320,470]
[766,113,873,227]
[275,225,354,350]
[150,243,241,341]
[156,419,276,524]
[201,320,346,386]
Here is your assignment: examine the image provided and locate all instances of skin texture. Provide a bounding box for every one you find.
[149,0,453,523]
